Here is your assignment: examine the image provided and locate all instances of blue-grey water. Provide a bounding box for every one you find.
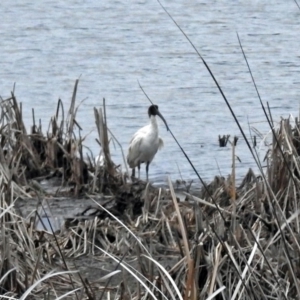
[1,0,299,185]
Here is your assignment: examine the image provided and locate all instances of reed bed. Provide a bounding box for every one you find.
[1,82,300,299]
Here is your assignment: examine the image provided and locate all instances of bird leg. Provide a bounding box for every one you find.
[131,168,135,178]
[138,161,141,180]
[146,162,150,181]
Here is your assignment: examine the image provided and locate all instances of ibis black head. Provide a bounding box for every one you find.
[148,105,159,117]
[148,104,169,131]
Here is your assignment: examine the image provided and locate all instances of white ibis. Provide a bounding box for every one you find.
[127,104,169,181]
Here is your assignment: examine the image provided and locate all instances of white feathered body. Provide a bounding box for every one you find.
[127,116,163,168]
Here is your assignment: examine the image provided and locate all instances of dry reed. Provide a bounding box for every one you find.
[1,82,300,299]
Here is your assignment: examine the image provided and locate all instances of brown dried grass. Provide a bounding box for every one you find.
[1,82,300,299]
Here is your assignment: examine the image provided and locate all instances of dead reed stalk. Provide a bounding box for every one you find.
[2,80,300,299]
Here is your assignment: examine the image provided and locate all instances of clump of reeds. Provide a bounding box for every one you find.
[0,80,122,198]
[0,81,145,297]
[0,81,123,299]
[67,117,300,300]
[2,78,300,299]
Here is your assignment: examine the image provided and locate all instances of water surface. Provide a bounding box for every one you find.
[1,0,299,185]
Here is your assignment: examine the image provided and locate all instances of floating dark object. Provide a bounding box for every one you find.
[218,134,230,147]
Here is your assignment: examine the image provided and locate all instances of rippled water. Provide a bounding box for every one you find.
[1,0,299,185]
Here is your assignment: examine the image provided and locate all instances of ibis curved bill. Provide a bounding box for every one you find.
[127,104,169,181]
